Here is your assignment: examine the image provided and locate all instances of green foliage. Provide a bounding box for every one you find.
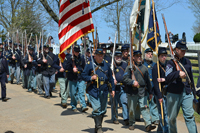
[193,33,200,43]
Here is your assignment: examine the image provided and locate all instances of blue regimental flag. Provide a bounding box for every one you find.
[147,5,160,51]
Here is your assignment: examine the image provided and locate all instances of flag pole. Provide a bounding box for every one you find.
[152,0,164,126]
[92,31,95,54]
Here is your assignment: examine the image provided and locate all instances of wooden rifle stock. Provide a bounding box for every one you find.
[129,29,137,81]
[161,14,182,71]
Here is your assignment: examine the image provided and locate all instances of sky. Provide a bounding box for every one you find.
[1,1,196,46]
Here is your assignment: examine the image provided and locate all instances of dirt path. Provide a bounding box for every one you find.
[0,83,200,133]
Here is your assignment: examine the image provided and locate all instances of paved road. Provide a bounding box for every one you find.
[0,83,200,133]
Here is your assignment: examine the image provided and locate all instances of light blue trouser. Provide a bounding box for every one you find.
[167,88,197,133]
[89,91,108,116]
[58,78,69,104]
[68,80,87,110]
[27,70,35,91]
[148,93,159,122]
[36,73,43,94]
[43,74,55,96]
[33,74,37,89]
[22,70,25,87]
[127,94,151,127]
[11,66,20,84]
[111,88,129,121]
[8,65,11,82]
[156,96,169,133]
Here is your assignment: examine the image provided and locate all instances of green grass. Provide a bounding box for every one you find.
[178,108,200,123]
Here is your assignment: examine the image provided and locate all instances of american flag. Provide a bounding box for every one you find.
[58,0,94,62]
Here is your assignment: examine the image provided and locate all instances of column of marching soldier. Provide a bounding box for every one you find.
[0,37,198,133]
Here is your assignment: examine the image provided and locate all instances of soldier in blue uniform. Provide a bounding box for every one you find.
[24,45,37,92]
[82,49,115,133]
[13,43,21,85]
[54,52,66,108]
[0,48,9,102]
[165,40,197,133]
[64,45,88,112]
[152,47,169,133]
[121,44,130,63]
[143,48,159,125]
[123,50,156,131]
[36,46,44,95]
[110,51,129,125]
[101,44,111,64]
[3,44,11,82]
[41,45,58,98]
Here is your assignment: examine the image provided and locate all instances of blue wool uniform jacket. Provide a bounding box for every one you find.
[152,62,167,99]
[24,53,37,75]
[8,49,21,67]
[41,52,57,76]
[0,54,9,83]
[114,61,127,92]
[3,50,11,64]
[143,59,156,88]
[165,57,195,94]
[64,54,85,82]
[81,60,115,99]
[104,54,111,64]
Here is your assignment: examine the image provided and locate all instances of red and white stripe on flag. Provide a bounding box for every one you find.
[58,0,94,62]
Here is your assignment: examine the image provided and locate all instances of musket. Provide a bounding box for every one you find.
[45,33,50,45]
[84,35,87,64]
[111,31,117,78]
[36,35,39,57]
[12,33,14,54]
[110,31,118,118]
[138,22,142,51]
[71,43,76,68]
[38,32,41,58]
[42,29,44,55]
[27,33,33,60]
[85,42,99,90]
[129,28,137,81]
[22,32,23,56]
[16,30,19,44]
[161,14,181,71]
[24,30,27,58]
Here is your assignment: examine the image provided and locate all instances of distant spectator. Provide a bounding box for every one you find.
[108,36,112,43]
[168,31,173,43]
[182,32,186,42]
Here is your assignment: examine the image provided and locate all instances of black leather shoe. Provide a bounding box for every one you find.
[2,98,8,102]
[61,103,67,108]
[124,119,129,126]
[146,125,156,132]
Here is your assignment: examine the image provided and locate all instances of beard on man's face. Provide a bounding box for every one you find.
[145,54,152,61]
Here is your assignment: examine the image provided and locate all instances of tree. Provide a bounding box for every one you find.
[39,0,121,24]
[193,33,200,43]
[0,0,48,43]
[188,0,200,34]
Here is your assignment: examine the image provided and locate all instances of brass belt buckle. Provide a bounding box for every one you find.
[48,65,51,68]
[182,78,186,82]
[100,81,104,85]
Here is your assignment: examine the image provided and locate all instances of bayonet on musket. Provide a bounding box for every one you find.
[89,42,98,88]
[111,31,117,76]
